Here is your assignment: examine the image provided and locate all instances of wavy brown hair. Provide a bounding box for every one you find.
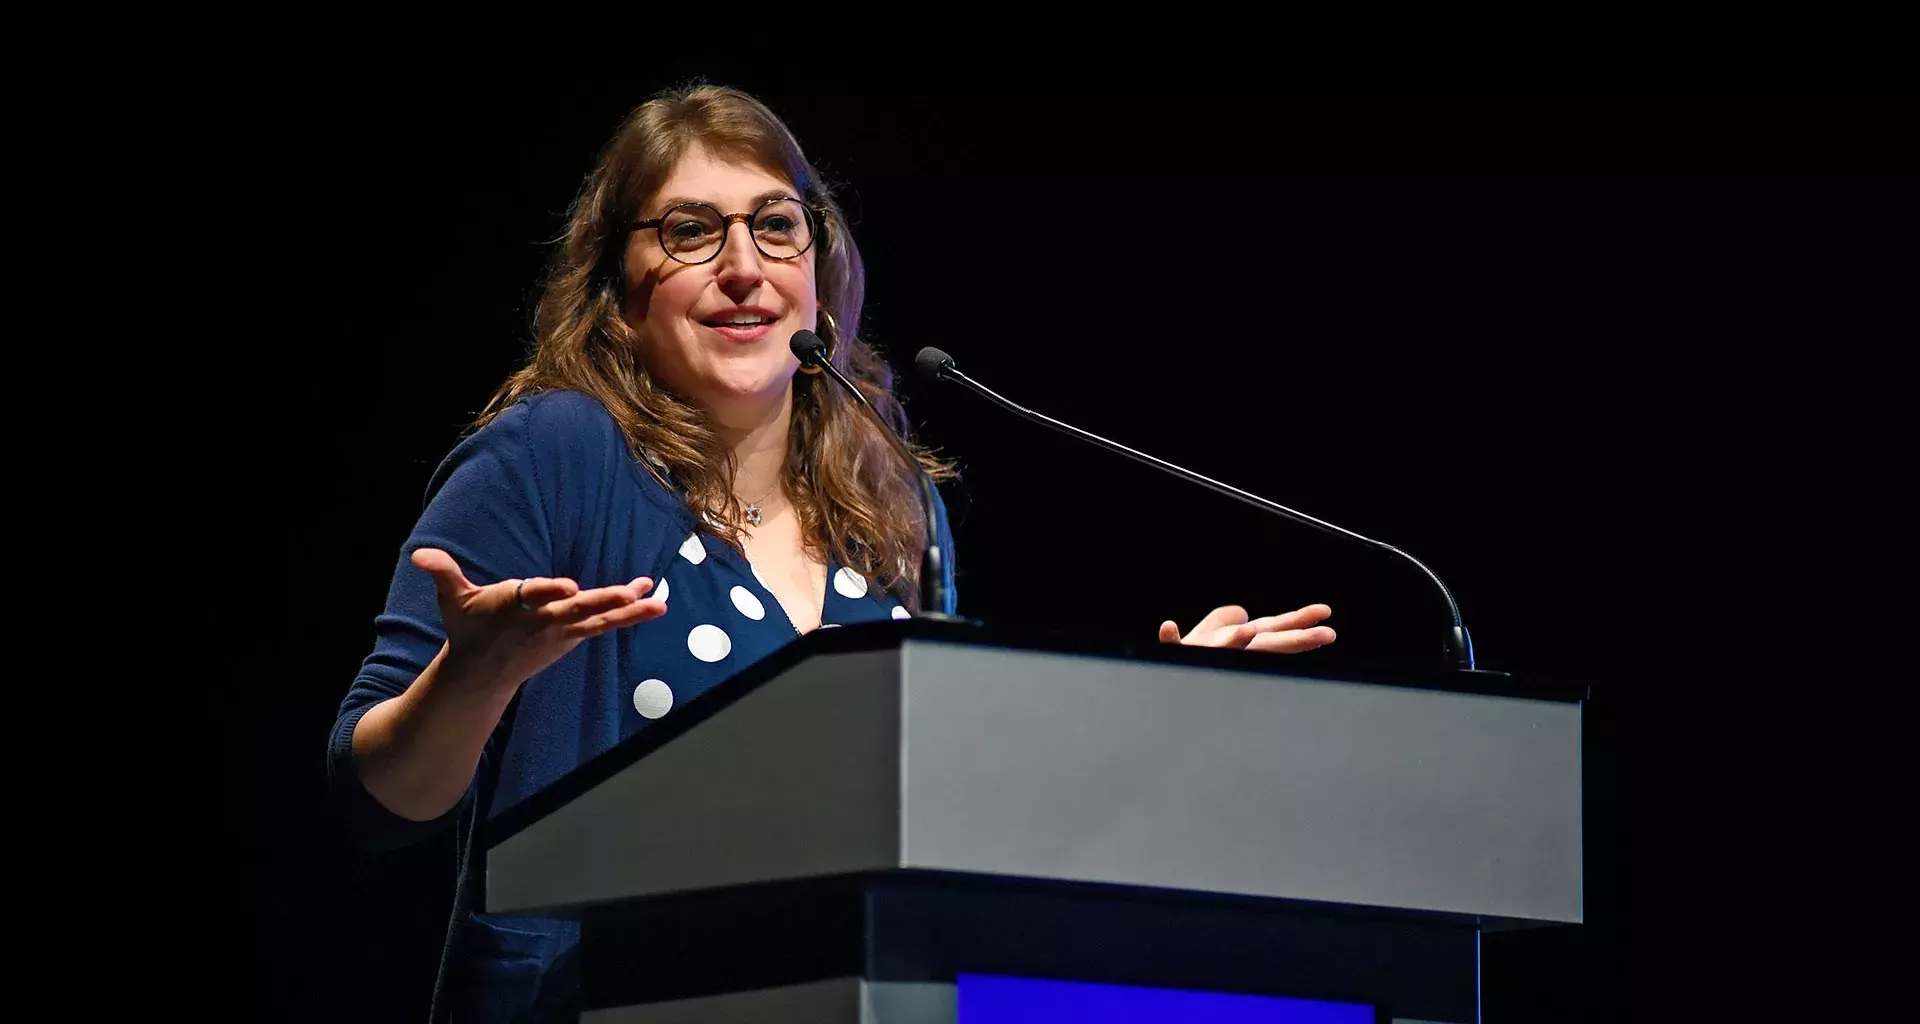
[476,84,953,607]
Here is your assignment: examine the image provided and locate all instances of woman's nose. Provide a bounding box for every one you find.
[714,220,765,291]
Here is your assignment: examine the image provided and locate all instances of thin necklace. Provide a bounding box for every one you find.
[739,480,780,527]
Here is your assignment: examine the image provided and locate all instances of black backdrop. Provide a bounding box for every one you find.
[189,80,1911,1022]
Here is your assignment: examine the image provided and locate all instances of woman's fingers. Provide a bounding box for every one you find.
[1188,605,1250,638]
[1243,604,1333,633]
[411,548,475,602]
[562,596,670,638]
[511,576,581,610]
[1161,603,1337,652]
[1245,626,1337,654]
[534,581,645,623]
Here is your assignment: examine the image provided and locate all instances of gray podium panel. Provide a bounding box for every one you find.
[899,642,1582,924]
[489,649,905,914]
[490,638,1580,926]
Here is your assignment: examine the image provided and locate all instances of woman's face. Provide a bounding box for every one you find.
[622,145,818,423]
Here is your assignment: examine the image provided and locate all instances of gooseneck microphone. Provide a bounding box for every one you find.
[791,331,958,620]
[913,346,1488,673]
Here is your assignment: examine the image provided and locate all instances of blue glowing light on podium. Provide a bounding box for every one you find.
[956,973,1373,1023]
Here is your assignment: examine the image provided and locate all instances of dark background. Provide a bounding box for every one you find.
[182,79,1911,1021]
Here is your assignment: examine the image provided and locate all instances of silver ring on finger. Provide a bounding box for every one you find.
[515,579,534,611]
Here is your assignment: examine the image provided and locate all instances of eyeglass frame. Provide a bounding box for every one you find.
[629,196,822,266]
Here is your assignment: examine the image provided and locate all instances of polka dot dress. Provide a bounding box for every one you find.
[624,530,912,728]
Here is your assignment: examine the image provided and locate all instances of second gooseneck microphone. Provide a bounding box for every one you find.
[913,346,1486,673]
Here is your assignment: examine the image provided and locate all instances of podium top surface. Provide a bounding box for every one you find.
[487,619,1582,851]
[487,619,1582,925]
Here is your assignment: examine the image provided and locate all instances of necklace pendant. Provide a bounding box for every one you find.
[744,504,763,527]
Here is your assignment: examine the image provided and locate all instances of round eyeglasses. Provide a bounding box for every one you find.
[630,196,818,265]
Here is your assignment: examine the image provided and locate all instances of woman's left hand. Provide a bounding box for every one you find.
[1158,603,1335,654]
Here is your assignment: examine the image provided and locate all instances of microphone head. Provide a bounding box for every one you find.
[913,347,955,380]
[790,329,827,363]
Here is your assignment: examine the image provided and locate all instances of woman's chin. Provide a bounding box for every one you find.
[698,366,795,413]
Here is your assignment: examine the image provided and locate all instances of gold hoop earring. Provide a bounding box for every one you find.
[799,309,838,375]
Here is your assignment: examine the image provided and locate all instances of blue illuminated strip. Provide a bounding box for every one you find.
[957,973,1373,1023]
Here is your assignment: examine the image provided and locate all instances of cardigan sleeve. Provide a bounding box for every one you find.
[326,395,589,850]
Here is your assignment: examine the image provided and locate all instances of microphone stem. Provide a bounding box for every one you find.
[811,359,955,617]
[940,365,1471,667]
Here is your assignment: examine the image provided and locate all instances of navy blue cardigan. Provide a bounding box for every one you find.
[328,390,954,1022]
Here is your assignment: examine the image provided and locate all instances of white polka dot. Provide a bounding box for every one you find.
[833,566,869,599]
[818,623,842,629]
[632,679,674,719]
[678,533,706,564]
[892,605,912,620]
[651,578,669,603]
[687,623,732,662]
[730,585,765,620]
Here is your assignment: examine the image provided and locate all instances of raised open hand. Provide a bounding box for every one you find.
[412,547,668,693]
[1158,603,1335,654]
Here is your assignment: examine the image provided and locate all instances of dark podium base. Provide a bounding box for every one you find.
[580,871,1479,1022]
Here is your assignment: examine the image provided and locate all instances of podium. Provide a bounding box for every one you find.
[484,621,1582,1023]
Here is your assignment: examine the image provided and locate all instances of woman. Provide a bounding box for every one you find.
[329,84,1336,1022]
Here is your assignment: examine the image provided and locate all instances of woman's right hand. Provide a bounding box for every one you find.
[411,547,667,695]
